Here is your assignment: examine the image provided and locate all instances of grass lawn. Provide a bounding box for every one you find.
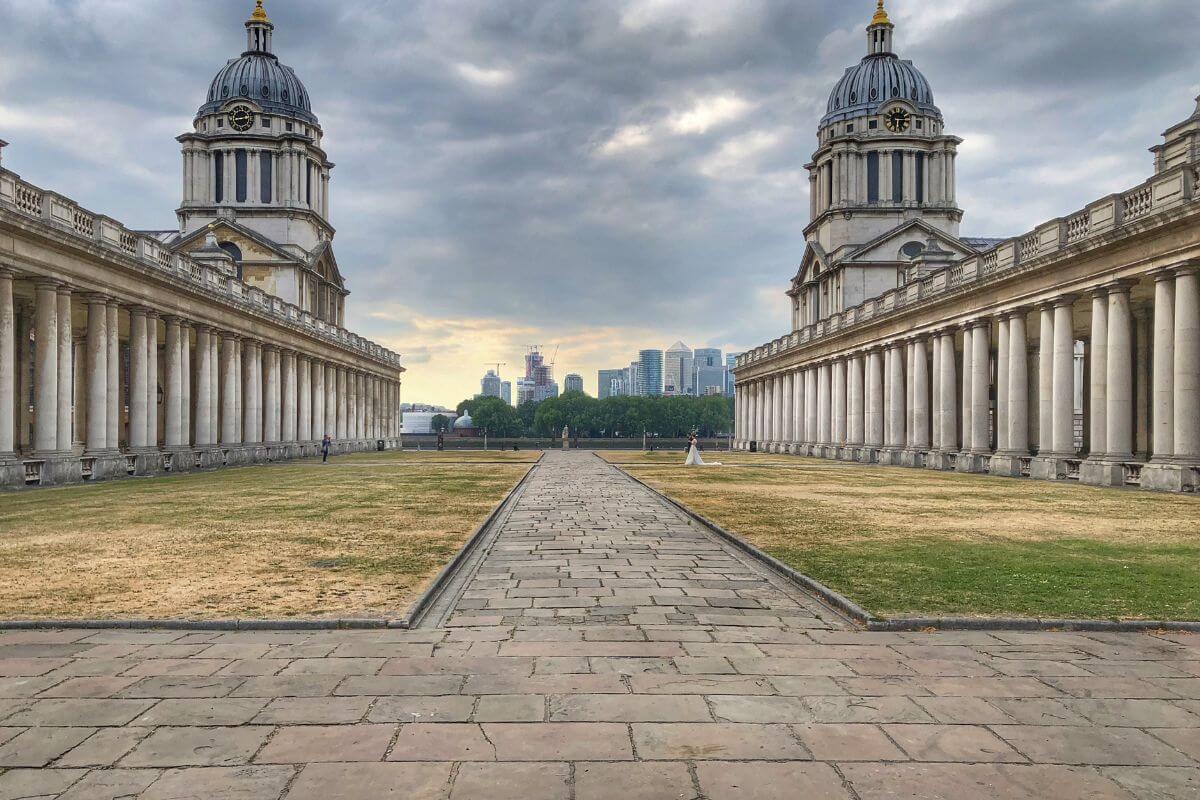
[0,457,529,620]
[620,453,1200,620]
[337,449,543,464]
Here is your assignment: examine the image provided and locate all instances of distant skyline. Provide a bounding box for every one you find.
[1,0,1194,407]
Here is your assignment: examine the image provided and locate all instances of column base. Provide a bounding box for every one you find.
[1140,461,1199,492]
[1079,458,1131,487]
[925,450,957,471]
[989,452,1030,478]
[899,449,927,468]
[27,455,84,486]
[877,448,904,466]
[1029,455,1073,481]
[195,448,226,469]
[83,452,128,481]
[855,447,880,464]
[0,455,24,488]
[956,452,990,474]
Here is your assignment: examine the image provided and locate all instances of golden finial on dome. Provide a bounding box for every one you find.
[871,0,891,26]
[249,0,269,23]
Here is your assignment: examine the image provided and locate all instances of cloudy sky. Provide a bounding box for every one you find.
[0,0,1195,406]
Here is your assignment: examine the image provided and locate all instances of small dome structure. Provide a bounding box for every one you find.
[453,413,474,430]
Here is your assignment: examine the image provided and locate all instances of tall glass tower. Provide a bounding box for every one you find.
[638,350,663,397]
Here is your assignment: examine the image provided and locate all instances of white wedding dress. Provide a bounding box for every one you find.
[684,444,720,467]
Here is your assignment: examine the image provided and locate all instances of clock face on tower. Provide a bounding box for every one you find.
[885,108,911,133]
[228,105,254,132]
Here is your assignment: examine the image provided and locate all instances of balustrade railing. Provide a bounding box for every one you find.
[734,160,1196,371]
[0,168,402,369]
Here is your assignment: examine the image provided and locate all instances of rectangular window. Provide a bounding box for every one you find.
[214,151,224,203]
[260,152,272,203]
[261,117,270,128]
[916,119,923,130]
[306,160,313,207]
[846,123,854,133]
[866,152,879,203]
[916,152,925,203]
[868,120,878,130]
[286,122,293,132]
[892,151,903,203]
[235,149,247,203]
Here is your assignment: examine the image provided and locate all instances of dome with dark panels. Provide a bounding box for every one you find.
[821,55,940,128]
[199,55,316,124]
[196,1,318,125]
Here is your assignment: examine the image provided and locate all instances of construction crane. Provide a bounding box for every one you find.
[483,362,506,377]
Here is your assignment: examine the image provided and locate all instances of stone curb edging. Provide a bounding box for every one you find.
[614,461,1200,635]
[397,454,544,629]
[0,453,546,632]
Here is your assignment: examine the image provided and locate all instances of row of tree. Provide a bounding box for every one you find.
[441,392,735,438]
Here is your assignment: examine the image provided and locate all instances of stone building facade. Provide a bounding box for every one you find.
[733,1,1200,492]
[0,2,403,488]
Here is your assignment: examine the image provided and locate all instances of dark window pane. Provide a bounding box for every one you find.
[916,152,925,204]
[214,152,224,202]
[260,152,272,203]
[235,149,247,203]
[892,151,903,203]
[867,152,879,203]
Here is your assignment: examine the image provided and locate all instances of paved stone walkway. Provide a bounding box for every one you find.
[0,451,1196,798]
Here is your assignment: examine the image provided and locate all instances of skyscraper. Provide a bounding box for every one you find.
[627,362,640,397]
[638,350,663,397]
[724,352,740,397]
[564,374,584,394]
[597,369,624,400]
[664,341,693,396]
[693,347,725,397]
[522,347,559,403]
[501,381,512,405]
[480,370,502,399]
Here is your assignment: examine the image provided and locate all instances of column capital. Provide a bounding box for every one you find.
[127,304,151,318]
[143,307,160,320]
[0,264,16,279]
[161,314,186,326]
[261,342,280,354]
[1088,284,1111,300]
[1001,305,1031,320]
[1101,278,1138,294]
[963,318,990,331]
[1166,258,1200,276]
[84,292,111,306]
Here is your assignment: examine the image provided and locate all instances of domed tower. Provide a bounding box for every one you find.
[790,1,973,330]
[175,1,345,325]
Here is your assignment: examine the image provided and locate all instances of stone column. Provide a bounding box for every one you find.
[145,311,159,449]
[195,326,212,447]
[264,345,281,444]
[312,360,325,442]
[164,317,183,448]
[1036,304,1054,454]
[357,373,366,441]
[105,301,120,451]
[1173,266,1199,461]
[1133,308,1152,460]
[282,350,297,444]
[208,334,220,445]
[242,341,256,444]
[993,309,1030,476]
[866,349,884,450]
[969,321,990,456]
[761,377,772,444]
[336,367,349,440]
[793,369,806,446]
[905,342,915,449]
[911,336,930,452]
[818,363,832,449]
[0,269,14,460]
[996,316,1010,453]
[220,331,241,443]
[180,323,191,449]
[55,285,73,453]
[127,306,148,450]
[326,364,338,441]
[1150,271,1176,461]
[848,355,864,447]
[781,372,793,445]
[1052,298,1076,455]
[930,335,942,452]
[1087,287,1109,459]
[298,355,312,443]
[934,330,957,465]
[84,295,109,454]
[959,324,972,458]
[832,359,846,448]
[883,347,894,447]
[1106,282,1135,462]
[802,369,814,444]
[887,343,906,456]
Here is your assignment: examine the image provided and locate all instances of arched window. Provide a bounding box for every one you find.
[218,242,244,279]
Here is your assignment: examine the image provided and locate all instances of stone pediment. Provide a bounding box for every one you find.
[307,241,346,291]
[173,219,301,266]
[842,220,976,265]
[789,242,829,293]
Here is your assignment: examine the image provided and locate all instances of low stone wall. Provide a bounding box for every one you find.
[401,436,729,452]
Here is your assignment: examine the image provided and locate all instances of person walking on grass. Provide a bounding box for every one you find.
[322,433,332,463]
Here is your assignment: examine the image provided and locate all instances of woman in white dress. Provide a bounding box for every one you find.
[684,433,720,466]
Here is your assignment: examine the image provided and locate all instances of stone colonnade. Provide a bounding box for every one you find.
[0,268,403,487]
[734,265,1200,492]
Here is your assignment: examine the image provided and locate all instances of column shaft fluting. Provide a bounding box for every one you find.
[85,296,108,452]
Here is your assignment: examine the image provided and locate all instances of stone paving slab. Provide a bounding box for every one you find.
[0,452,1196,797]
